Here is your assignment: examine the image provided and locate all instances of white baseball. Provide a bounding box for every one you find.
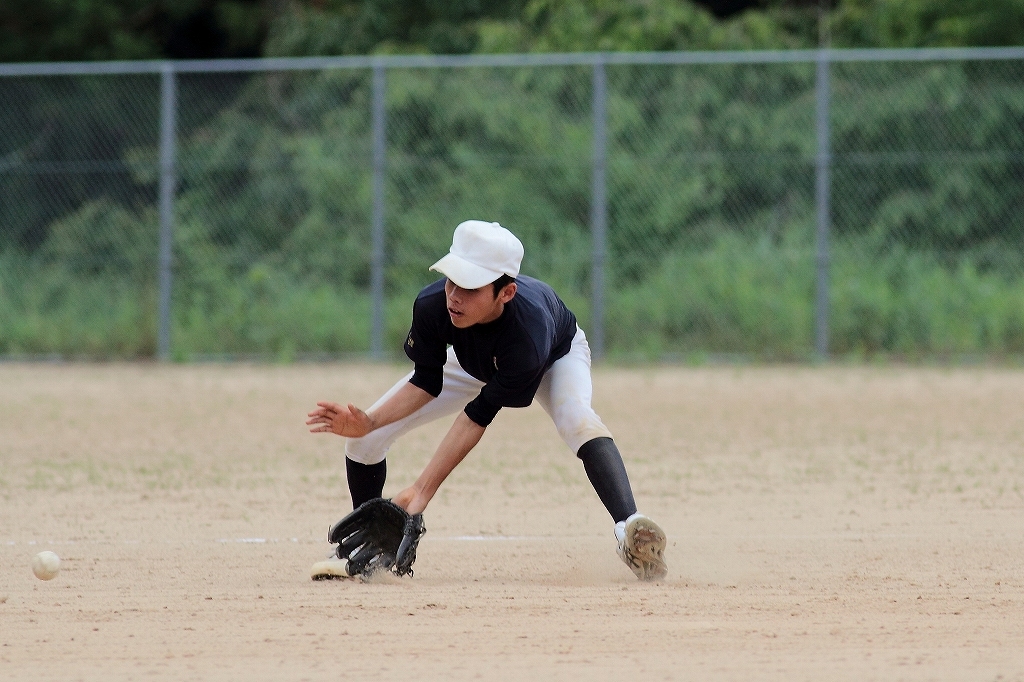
[31,551,61,581]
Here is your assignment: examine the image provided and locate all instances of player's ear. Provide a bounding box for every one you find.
[498,282,517,304]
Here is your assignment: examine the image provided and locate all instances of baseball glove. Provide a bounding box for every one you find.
[328,498,426,577]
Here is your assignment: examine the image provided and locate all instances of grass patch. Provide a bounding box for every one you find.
[3,232,1024,360]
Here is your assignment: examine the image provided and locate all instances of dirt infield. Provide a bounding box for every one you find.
[1,363,1022,681]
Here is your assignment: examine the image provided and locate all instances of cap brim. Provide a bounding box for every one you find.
[429,253,503,290]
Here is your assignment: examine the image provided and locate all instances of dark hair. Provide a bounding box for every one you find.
[491,274,516,298]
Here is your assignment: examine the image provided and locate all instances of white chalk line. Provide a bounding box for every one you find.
[4,533,935,547]
[445,535,538,541]
[2,536,541,546]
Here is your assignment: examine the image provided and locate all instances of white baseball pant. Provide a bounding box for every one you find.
[345,326,614,465]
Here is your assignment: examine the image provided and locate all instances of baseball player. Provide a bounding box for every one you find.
[307,220,667,581]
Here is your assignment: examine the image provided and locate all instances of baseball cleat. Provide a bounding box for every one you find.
[615,513,668,581]
[310,555,354,581]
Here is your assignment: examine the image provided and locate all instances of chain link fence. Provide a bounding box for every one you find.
[2,50,1023,361]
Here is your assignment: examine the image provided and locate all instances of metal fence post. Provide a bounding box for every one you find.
[590,58,608,360]
[814,50,831,360]
[370,61,387,359]
[157,63,177,361]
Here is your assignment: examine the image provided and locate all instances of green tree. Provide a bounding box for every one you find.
[0,0,270,63]
[473,0,818,52]
[832,0,1024,48]
[263,0,529,56]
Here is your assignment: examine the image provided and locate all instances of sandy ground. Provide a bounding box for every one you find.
[1,362,1022,681]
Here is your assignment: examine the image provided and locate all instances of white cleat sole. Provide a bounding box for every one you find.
[310,557,353,581]
[620,514,668,581]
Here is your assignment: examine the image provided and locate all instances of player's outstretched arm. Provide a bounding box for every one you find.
[307,382,433,438]
[393,411,485,514]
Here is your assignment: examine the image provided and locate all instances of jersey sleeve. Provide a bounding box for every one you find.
[463,392,502,427]
[462,339,547,427]
[409,363,443,398]
[403,291,448,397]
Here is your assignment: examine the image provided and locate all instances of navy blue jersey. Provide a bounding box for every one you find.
[404,276,577,427]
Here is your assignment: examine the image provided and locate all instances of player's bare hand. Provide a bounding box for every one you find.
[306,401,374,437]
[392,486,428,515]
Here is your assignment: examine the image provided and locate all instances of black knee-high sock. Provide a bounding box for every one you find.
[577,437,637,523]
[346,457,387,509]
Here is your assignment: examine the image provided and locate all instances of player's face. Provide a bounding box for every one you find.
[444,279,512,328]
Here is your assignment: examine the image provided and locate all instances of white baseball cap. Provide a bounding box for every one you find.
[429,220,524,290]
